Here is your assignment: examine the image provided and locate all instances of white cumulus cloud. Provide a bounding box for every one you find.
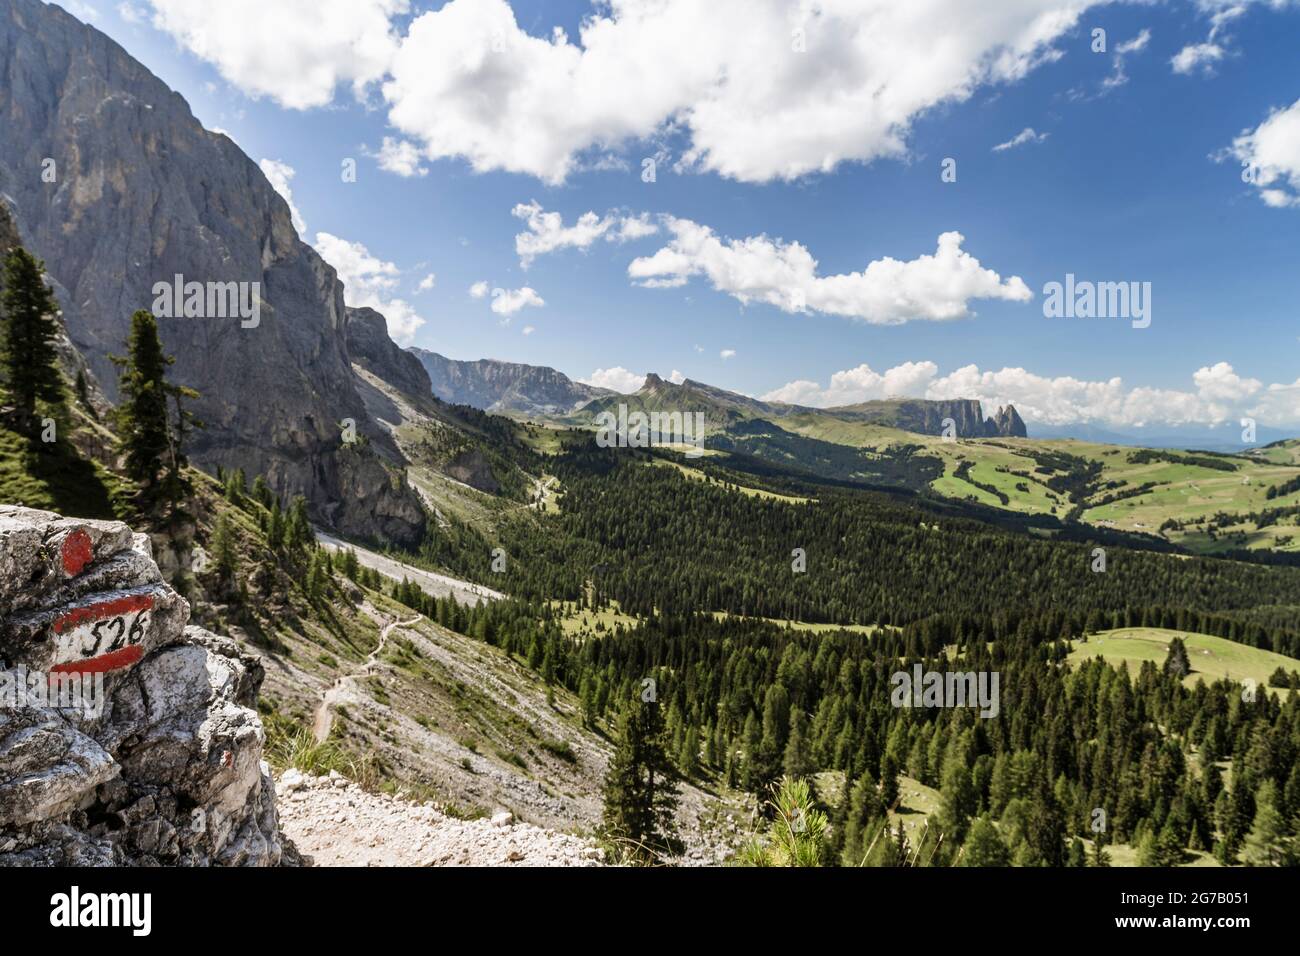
[629,220,1031,324]
[760,360,1297,427]
[378,0,1108,184]
[512,201,658,268]
[1226,97,1300,208]
[489,286,545,316]
[1171,42,1224,75]
[145,0,407,109]
[580,367,645,393]
[367,136,429,177]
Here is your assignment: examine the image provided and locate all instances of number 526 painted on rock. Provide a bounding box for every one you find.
[49,592,154,675]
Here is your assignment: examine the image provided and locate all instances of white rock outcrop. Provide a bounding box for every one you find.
[0,505,284,865]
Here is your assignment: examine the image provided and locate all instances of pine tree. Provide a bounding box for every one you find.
[679,726,699,777]
[1163,637,1191,680]
[74,368,95,418]
[959,814,1010,866]
[340,548,360,581]
[113,310,194,504]
[1067,836,1087,867]
[251,475,274,510]
[224,467,246,505]
[1137,831,1161,866]
[937,755,977,844]
[286,495,312,553]
[306,550,331,600]
[161,376,200,505]
[266,498,285,550]
[0,247,66,437]
[879,752,900,809]
[840,770,886,866]
[1024,784,1066,866]
[210,513,239,583]
[1244,780,1290,866]
[782,710,815,779]
[601,697,681,862]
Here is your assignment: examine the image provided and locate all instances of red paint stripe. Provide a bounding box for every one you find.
[50,643,144,675]
[61,529,94,576]
[51,593,154,634]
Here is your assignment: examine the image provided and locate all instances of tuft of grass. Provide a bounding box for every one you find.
[261,710,382,789]
[496,749,528,770]
[539,738,578,764]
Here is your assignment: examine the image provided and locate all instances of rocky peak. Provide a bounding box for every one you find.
[0,505,286,865]
[991,404,1028,438]
[346,307,432,400]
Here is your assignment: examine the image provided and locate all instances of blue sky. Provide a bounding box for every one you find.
[62,0,1300,430]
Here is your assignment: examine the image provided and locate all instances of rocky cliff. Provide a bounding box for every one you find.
[409,348,613,415]
[347,307,432,401]
[0,505,285,865]
[826,398,1028,438]
[0,0,423,545]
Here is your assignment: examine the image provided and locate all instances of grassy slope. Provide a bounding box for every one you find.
[0,420,126,519]
[1066,627,1300,694]
[770,416,1300,552]
[650,458,814,504]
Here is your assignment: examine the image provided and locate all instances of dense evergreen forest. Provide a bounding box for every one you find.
[373,438,1300,865]
[384,587,1300,866]
[425,443,1300,657]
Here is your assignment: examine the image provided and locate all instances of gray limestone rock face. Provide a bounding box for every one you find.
[0,505,287,866]
[346,306,432,401]
[408,347,614,415]
[0,0,424,546]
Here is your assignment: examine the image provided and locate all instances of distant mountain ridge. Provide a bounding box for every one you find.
[408,348,614,415]
[575,373,1028,439]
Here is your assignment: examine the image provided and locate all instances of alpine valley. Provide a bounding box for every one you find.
[0,0,1298,878]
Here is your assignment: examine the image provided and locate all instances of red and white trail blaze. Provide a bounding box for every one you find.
[49,592,154,675]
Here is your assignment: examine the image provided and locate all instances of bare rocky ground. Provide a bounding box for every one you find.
[275,769,603,866]
[276,768,751,867]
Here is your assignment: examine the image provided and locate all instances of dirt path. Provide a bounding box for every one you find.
[313,613,423,743]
